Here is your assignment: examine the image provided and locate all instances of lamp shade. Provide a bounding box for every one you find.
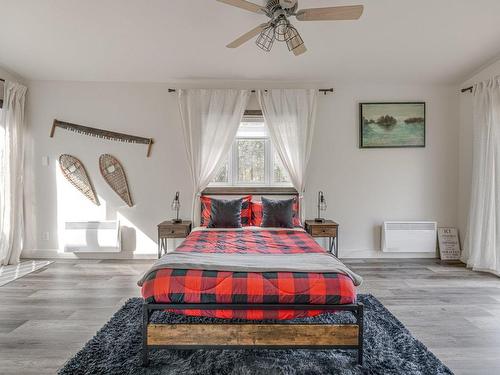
[315,191,327,222]
[171,191,181,223]
[319,192,327,210]
[256,25,275,52]
[275,17,290,42]
[171,191,180,210]
[285,26,304,52]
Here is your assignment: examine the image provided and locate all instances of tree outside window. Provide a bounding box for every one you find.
[211,120,290,186]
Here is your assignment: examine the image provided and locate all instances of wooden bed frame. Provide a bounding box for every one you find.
[142,302,364,366]
[142,187,364,367]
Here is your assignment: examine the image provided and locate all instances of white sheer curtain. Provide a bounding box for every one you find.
[463,77,500,276]
[178,89,250,223]
[0,81,27,265]
[257,89,318,218]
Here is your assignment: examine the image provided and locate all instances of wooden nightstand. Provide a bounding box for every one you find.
[157,220,192,258]
[305,220,339,257]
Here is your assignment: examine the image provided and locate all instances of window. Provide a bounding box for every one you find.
[211,119,290,186]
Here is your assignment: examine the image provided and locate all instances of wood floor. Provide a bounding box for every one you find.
[0,260,53,286]
[0,259,499,374]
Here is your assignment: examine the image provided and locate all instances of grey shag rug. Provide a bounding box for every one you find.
[58,295,453,375]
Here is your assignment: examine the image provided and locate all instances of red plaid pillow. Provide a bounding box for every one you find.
[251,199,301,227]
[250,201,263,226]
[200,195,252,227]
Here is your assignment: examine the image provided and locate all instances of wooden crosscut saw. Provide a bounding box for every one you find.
[50,119,154,157]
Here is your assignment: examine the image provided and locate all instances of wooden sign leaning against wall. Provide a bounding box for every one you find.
[50,119,154,157]
[437,227,461,261]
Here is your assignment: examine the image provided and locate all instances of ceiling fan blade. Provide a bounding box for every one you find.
[226,23,268,48]
[293,43,307,56]
[217,0,266,14]
[296,5,364,21]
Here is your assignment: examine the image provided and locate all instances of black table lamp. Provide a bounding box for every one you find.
[171,191,182,223]
[315,191,327,222]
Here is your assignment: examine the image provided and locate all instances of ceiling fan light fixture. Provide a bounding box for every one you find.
[274,17,290,41]
[256,25,275,52]
[285,26,304,52]
[219,0,364,56]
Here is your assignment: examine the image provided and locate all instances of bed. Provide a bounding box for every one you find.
[138,188,364,367]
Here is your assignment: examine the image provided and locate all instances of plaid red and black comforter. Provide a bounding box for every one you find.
[141,228,357,320]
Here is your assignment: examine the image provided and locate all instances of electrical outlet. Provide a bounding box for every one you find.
[42,232,50,241]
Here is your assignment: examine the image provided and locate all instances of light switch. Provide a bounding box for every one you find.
[42,156,49,167]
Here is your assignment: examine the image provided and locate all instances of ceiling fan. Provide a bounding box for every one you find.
[218,0,364,56]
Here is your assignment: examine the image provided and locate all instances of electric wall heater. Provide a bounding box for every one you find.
[64,220,121,252]
[381,221,437,253]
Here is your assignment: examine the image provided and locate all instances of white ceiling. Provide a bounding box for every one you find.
[1,0,500,84]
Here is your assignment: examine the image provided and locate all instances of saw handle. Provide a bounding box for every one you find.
[50,120,58,138]
[147,139,154,158]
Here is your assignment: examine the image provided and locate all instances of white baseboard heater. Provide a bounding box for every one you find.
[64,220,121,253]
[382,221,437,253]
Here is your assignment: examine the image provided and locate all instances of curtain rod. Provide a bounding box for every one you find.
[0,78,4,82]
[168,88,334,95]
[461,86,473,93]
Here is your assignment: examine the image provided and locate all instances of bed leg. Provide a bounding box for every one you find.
[357,303,364,366]
[142,303,150,367]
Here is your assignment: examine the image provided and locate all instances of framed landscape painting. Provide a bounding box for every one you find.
[359,102,426,148]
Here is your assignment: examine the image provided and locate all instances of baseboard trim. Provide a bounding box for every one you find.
[21,249,157,260]
[22,249,437,260]
[341,250,437,259]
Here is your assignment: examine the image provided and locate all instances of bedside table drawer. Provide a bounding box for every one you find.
[159,226,190,237]
[311,226,337,237]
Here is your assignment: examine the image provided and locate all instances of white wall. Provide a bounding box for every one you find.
[24,80,459,259]
[308,83,458,257]
[457,58,500,240]
[24,81,191,258]
[0,64,25,84]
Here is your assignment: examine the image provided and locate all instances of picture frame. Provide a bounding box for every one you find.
[359,102,426,148]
